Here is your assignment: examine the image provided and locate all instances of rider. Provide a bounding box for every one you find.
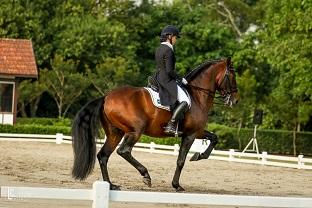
[153,25,190,135]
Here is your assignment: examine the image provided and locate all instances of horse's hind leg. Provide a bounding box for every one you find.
[117,132,152,187]
[97,127,123,190]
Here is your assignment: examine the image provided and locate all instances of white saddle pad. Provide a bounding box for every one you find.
[144,87,191,111]
[144,87,171,111]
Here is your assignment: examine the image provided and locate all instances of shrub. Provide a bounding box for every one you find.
[16,118,72,127]
[0,124,71,135]
[140,135,181,145]
[208,123,312,156]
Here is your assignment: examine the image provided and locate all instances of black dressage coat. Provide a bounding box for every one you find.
[154,44,180,107]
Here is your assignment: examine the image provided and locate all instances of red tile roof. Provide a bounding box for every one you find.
[0,38,38,78]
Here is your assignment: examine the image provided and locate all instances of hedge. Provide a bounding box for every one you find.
[1,119,312,156]
[208,123,312,156]
[16,117,72,127]
[0,124,71,135]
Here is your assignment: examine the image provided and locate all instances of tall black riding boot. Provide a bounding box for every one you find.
[164,101,188,135]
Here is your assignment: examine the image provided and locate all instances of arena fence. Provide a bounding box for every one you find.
[1,133,312,170]
[1,181,312,208]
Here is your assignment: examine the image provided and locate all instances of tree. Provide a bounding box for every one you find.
[257,0,312,131]
[89,57,140,96]
[41,55,90,117]
[17,80,46,117]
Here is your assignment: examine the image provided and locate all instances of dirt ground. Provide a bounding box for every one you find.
[0,140,311,208]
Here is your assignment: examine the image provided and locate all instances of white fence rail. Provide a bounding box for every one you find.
[1,133,312,170]
[2,181,312,208]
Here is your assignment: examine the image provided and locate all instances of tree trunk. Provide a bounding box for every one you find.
[30,97,41,117]
[19,102,28,117]
[58,99,63,118]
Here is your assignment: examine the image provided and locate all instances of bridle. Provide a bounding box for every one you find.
[217,63,238,106]
[187,61,237,106]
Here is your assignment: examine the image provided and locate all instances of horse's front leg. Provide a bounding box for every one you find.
[172,134,195,192]
[190,130,218,161]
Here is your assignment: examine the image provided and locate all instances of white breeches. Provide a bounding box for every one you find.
[177,85,191,106]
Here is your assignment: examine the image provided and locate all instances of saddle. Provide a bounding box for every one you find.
[147,76,159,92]
[144,87,170,111]
[146,76,191,112]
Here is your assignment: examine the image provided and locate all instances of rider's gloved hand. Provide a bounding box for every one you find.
[181,78,188,85]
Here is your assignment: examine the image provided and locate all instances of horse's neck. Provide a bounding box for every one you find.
[189,62,225,111]
[189,71,216,112]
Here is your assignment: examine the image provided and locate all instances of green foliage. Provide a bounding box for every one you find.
[89,57,140,95]
[139,135,181,146]
[1,0,311,131]
[208,123,239,149]
[40,55,90,117]
[255,0,312,130]
[0,117,72,135]
[16,117,72,127]
[0,124,71,135]
[17,80,46,117]
[208,123,312,156]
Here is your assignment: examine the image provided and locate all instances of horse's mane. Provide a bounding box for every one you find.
[184,59,222,82]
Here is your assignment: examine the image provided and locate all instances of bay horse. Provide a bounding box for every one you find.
[72,57,238,191]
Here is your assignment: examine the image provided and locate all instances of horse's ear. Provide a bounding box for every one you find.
[226,57,231,65]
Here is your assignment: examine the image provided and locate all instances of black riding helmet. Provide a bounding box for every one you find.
[161,25,181,38]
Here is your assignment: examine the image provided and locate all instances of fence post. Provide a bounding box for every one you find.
[298,154,304,169]
[150,142,155,153]
[229,149,235,161]
[56,133,63,144]
[174,144,179,155]
[261,152,267,165]
[92,181,110,208]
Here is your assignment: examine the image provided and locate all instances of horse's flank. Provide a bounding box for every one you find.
[103,86,171,138]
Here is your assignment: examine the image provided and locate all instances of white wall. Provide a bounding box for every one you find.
[0,113,13,125]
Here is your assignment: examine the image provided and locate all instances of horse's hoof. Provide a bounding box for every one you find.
[143,176,152,187]
[175,186,185,192]
[172,182,185,192]
[110,184,121,190]
[190,152,201,161]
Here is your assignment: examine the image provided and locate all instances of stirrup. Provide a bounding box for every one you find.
[164,123,182,137]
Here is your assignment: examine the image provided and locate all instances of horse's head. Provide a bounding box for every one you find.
[185,57,239,107]
[215,57,239,107]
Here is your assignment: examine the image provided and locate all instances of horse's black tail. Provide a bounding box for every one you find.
[71,97,105,180]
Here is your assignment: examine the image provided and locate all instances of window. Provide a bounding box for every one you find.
[0,82,14,113]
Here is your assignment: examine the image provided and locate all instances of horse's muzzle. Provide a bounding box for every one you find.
[224,93,239,107]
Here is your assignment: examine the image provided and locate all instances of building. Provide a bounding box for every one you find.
[0,38,38,125]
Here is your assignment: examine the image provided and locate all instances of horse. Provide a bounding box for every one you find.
[71,57,239,191]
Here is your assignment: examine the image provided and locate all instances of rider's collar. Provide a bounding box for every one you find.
[161,42,174,51]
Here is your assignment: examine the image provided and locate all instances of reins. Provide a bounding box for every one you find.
[187,84,215,98]
[185,59,237,106]
[187,84,230,105]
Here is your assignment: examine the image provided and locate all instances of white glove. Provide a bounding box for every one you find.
[181,78,188,85]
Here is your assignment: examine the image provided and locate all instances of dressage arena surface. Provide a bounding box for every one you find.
[0,141,311,208]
